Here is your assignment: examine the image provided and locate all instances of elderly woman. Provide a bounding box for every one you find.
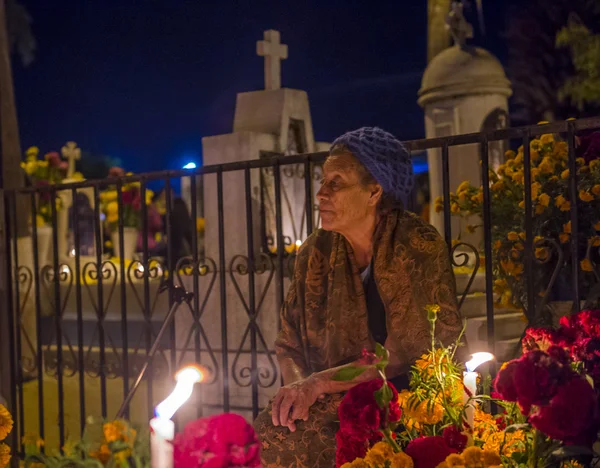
[254,127,466,467]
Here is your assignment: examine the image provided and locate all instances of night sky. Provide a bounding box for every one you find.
[13,0,515,176]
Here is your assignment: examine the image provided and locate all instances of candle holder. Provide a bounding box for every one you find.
[115,279,194,419]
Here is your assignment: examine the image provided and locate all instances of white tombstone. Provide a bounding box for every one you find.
[418,45,512,246]
[176,30,325,420]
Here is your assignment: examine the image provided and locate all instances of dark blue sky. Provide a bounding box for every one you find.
[13,0,512,174]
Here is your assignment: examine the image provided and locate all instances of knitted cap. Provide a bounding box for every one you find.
[331,127,414,202]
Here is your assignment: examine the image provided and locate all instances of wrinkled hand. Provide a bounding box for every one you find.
[271,376,323,432]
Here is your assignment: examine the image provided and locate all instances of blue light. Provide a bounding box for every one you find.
[183,162,197,169]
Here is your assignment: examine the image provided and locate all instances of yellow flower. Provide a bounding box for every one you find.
[103,421,126,443]
[0,443,9,468]
[535,204,545,215]
[466,224,476,234]
[107,213,118,224]
[145,189,154,205]
[553,141,568,159]
[390,451,413,468]
[0,406,13,441]
[530,139,542,152]
[437,447,500,468]
[540,133,554,145]
[100,190,118,203]
[71,171,85,181]
[457,181,471,193]
[471,192,483,204]
[482,430,526,457]
[340,459,370,468]
[579,190,594,202]
[23,160,37,175]
[535,247,549,261]
[581,259,594,272]
[518,200,525,209]
[22,433,44,450]
[592,236,600,247]
[564,221,571,234]
[493,240,502,251]
[505,150,516,159]
[561,460,584,468]
[105,201,118,216]
[507,231,519,241]
[531,167,540,179]
[450,203,460,214]
[555,194,568,209]
[491,181,504,191]
[89,443,111,464]
[539,158,554,174]
[365,441,394,466]
[561,169,570,180]
[592,185,600,197]
[560,233,570,244]
[595,221,600,231]
[512,171,524,184]
[474,408,498,440]
[538,193,550,207]
[576,157,585,166]
[590,160,600,170]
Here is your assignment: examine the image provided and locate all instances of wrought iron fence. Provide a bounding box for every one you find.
[1,116,600,460]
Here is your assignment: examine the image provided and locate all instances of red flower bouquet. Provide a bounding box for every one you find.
[404,436,457,468]
[173,414,260,468]
[336,378,401,466]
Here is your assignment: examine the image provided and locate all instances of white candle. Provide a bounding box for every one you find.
[463,371,478,429]
[150,417,174,468]
[463,352,494,431]
[150,365,205,467]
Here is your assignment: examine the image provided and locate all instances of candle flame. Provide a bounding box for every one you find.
[465,352,494,372]
[155,365,204,420]
[295,240,302,247]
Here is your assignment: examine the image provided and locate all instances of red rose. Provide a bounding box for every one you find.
[529,376,599,447]
[576,310,600,337]
[405,436,457,468]
[442,425,468,452]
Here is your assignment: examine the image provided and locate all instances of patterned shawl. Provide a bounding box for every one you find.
[275,209,466,381]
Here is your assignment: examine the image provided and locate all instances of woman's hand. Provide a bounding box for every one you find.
[271,375,323,432]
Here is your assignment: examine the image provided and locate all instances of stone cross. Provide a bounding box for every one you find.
[446,1,473,47]
[256,30,288,90]
[61,141,81,178]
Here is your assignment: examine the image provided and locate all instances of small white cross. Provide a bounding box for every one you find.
[257,30,288,90]
[61,141,81,178]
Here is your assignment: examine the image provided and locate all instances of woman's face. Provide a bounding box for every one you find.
[316,153,382,233]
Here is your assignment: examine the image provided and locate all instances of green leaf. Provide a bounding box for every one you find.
[374,382,394,409]
[332,365,368,381]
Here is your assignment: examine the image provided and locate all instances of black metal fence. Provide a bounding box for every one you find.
[2,116,600,460]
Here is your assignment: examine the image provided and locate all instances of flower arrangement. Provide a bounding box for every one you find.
[20,146,76,226]
[435,127,600,321]
[0,404,13,468]
[24,418,149,467]
[173,413,260,467]
[335,305,600,468]
[100,167,153,231]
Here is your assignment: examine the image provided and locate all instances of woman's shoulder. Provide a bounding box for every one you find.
[299,229,336,254]
[396,211,441,239]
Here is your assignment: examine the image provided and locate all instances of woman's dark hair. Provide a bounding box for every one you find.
[329,144,403,214]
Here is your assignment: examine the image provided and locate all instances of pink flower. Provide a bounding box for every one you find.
[45,151,60,167]
[358,348,382,366]
[173,414,260,468]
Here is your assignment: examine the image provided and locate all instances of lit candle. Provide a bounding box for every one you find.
[150,365,205,468]
[463,352,494,430]
[295,239,302,252]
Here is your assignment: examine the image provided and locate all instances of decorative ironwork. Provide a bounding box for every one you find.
[450,242,480,308]
[229,253,278,388]
[16,266,36,374]
[40,264,78,377]
[81,260,121,378]
[174,256,220,384]
[126,259,170,379]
